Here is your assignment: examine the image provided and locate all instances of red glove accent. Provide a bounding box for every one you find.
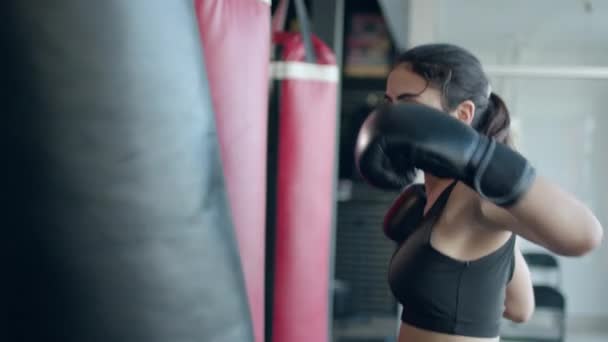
[383,184,426,242]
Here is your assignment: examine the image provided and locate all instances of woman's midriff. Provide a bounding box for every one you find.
[398,323,500,342]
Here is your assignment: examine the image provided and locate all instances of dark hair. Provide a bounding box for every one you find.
[394,43,513,146]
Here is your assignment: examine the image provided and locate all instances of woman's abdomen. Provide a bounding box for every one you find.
[398,322,500,342]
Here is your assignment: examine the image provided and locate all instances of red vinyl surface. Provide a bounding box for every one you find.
[272,32,338,342]
[195,2,270,341]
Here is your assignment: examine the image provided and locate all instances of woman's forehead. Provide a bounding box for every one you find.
[386,67,428,95]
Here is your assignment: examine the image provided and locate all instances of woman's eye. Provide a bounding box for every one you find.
[396,98,414,104]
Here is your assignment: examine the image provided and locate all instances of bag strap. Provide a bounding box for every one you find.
[271,0,316,63]
[271,0,288,33]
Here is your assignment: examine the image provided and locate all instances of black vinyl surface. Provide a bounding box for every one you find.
[3,1,253,341]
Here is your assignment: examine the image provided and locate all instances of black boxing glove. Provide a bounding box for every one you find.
[354,111,418,191]
[383,184,426,242]
[355,103,536,207]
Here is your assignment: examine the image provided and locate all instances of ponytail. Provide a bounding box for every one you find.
[475,92,513,147]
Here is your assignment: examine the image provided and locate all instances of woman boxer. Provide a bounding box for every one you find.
[355,43,603,342]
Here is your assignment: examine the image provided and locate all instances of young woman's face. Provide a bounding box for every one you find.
[384,63,476,126]
[384,63,444,111]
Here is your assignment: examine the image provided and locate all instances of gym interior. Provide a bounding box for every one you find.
[4,1,607,342]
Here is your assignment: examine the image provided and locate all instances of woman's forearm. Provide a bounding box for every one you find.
[508,176,603,256]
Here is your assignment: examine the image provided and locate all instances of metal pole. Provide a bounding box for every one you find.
[485,65,608,80]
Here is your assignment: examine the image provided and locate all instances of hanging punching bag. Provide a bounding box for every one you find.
[3,1,253,341]
[268,0,339,341]
[195,2,270,342]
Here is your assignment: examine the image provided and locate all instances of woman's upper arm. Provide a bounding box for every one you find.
[481,175,603,256]
[504,241,535,323]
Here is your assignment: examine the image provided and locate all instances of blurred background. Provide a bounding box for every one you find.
[273,0,608,341]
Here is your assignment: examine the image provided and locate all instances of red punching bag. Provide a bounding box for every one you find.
[268,0,339,341]
[195,2,270,342]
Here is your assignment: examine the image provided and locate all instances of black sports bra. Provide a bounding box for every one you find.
[388,182,516,338]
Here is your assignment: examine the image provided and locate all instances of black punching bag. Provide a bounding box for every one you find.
[3,1,253,341]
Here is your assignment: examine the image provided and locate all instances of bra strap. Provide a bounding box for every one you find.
[423,180,458,242]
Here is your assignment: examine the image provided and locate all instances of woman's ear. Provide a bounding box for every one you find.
[453,100,476,125]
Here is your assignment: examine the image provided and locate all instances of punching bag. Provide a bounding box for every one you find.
[195,2,270,342]
[3,1,252,341]
[268,1,340,341]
